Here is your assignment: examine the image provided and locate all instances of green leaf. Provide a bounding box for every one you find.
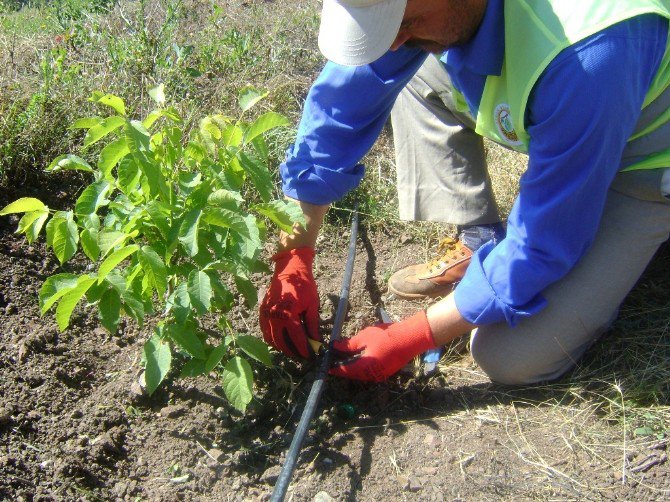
[80,227,100,261]
[208,189,244,209]
[187,270,212,315]
[98,230,130,256]
[178,171,201,189]
[125,120,151,153]
[99,288,121,332]
[236,335,273,367]
[178,209,202,257]
[82,213,101,230]
[91,92,126,116]
[231,214,263,261]
[634,427,655,437]
[24,210,49,244]
[52,213,79,264]
[46,154,94,173]
[69,117,102,129]
[75,180,110,216]
[221,356,253,413]
[234,274,258,308]
[1,197,46,215]
[251,135,269,162]
[202,207,250,238]
[145,201,171,238]
[143,334,172,395]
[142,109,163,129]
[238,86,267,113]
[149,84,166,105]
[138,245,167,297]
[168,281,191,324]
[165,323,206,360]
[117,158,142,194]
[17,209,44,233]
[85,279,108,303]
[252,199,306,234]
[243,112,289,144]
[204,342,228,373]
[238,152,273,203]
[83,115,126,148]
[221,124,244,147]
[97,244,139,284]
[55,276,97,331]
[122,289,145,326]
[179,359,206,378]
[99,137,131,176]
[39,273,80,314]
[210,275,235,312]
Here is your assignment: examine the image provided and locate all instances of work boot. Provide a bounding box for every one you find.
[388,223,505,300]
[388,237,473,299]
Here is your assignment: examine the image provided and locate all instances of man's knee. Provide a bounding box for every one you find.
[470,327,581,386]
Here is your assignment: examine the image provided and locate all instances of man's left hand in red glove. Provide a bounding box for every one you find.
[329,296,477,382]
[329,310,437,382]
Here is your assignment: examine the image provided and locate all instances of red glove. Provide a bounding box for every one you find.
[260,247,321,360]
[329,310,436,382]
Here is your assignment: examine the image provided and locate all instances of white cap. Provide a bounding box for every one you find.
[318,0,408,66]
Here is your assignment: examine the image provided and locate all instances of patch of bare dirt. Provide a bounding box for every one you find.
[1,205,669,501]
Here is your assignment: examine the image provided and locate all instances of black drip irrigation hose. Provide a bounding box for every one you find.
[271,209,359,502]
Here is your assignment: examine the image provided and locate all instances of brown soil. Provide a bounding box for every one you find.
[1,192,669,501]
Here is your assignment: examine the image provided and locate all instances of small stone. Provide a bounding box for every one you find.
[423,434,436,446]
[400,233,413,244]
[17,343,29,363]
[129,381,145,397]
[322,457,334,467]
[136,457,147,466]
[0,407,12,424]
[420,466,438,476]
[260,465,281,485]
[314,491,335,502]
[70,409,83,419]
[160,404,186,418]
[407,476,423,492]
[113,481,128,497]
[208,448,225,462]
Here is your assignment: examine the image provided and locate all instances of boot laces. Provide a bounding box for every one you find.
[426,238,458,274]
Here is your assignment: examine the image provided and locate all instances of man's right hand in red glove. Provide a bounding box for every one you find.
[260,247,321,360]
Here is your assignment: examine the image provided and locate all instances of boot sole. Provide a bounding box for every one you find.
[387,282,455,300]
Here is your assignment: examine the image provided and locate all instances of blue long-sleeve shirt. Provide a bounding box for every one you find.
[281,1,668,326]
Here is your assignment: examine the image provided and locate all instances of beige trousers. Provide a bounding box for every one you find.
[391,56,670,384]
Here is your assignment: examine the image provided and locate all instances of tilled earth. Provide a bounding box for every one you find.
[1,191,669,501]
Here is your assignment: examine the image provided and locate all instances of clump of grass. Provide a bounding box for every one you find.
[0,0,323,191]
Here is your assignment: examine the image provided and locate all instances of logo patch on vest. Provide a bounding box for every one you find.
[494,104,523,147]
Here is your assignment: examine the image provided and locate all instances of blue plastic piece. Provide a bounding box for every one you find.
[423,348,443,363]
[422,347,444,375]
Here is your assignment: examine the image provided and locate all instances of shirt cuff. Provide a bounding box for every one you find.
[280,156,365,205]
[454,241,547,326]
